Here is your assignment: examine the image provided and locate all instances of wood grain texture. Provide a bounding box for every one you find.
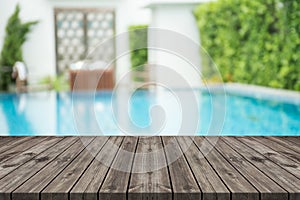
[41,137,106,200]
[0,137,82,200]
[214,137,287,200]
[0,137,298,200]
[70,137,124,200]
[13,137,88,200]
[99,137,138,200]
[0,137,20,148]
[128,136,172,200]
[0,137,31,154]
[251,136,300,163]
[193,137,259,200]
[238,137,300,178]
[177,137,230,200]
[268,136,300,154]
[0,137,63,180]
[282,137,300,146]
[162,137,201,200]
[223,137,300,200]
[0,137,44,162]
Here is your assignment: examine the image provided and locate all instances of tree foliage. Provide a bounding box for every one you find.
[194,0,300,90]
[0,4,38,91]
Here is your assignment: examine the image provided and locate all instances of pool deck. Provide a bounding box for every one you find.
[0,136,299,200]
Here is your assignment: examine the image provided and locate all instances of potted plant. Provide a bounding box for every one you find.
[0,4,38,92]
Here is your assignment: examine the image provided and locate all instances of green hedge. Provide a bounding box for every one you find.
[194,0,300,90]
[128,25,148,71]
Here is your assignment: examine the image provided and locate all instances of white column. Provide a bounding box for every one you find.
[146,1,208,88]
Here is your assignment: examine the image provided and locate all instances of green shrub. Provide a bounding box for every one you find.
[194,0,300,90]
[129,25,148,70]
[39,75,69,92]
[0,4,38,91]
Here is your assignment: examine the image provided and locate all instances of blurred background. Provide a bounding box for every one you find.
[0,0,299,92]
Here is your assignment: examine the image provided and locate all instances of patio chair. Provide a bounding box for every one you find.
[11,62,52,93]
[12,61,28,92]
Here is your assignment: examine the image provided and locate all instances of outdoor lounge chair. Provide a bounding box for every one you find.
[11,61,52,93]
[12,61,28,92]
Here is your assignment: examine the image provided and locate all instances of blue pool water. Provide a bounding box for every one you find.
[0,90,299,136]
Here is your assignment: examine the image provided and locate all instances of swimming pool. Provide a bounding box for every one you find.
[0,87,299,136]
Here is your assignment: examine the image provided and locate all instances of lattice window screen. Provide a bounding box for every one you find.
[55,8,115,73]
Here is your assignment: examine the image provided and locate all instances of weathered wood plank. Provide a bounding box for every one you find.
[238,137,300,178]
[213,137,288,200]
[12,137,92,200]
[193,137,259,200]
[0,137,18,147]
[128,136,172,200]
[281,137,300,146]
[268,137,300,154]
[70,137,124,200]
[223,137,300,200]
[0,137,83,200]
[162,137,201,200]
[176,137,230,200]
[0,137,31,154]
[0,137,63,180]
[0,137,46,163]
[99,137,138,200]
[251,137,300,163]
[41,137,108,200]
[0,136,298,200]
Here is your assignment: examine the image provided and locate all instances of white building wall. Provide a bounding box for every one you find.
[147,2,202,88]
[0,0,55,83]
[0,0,151,83]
